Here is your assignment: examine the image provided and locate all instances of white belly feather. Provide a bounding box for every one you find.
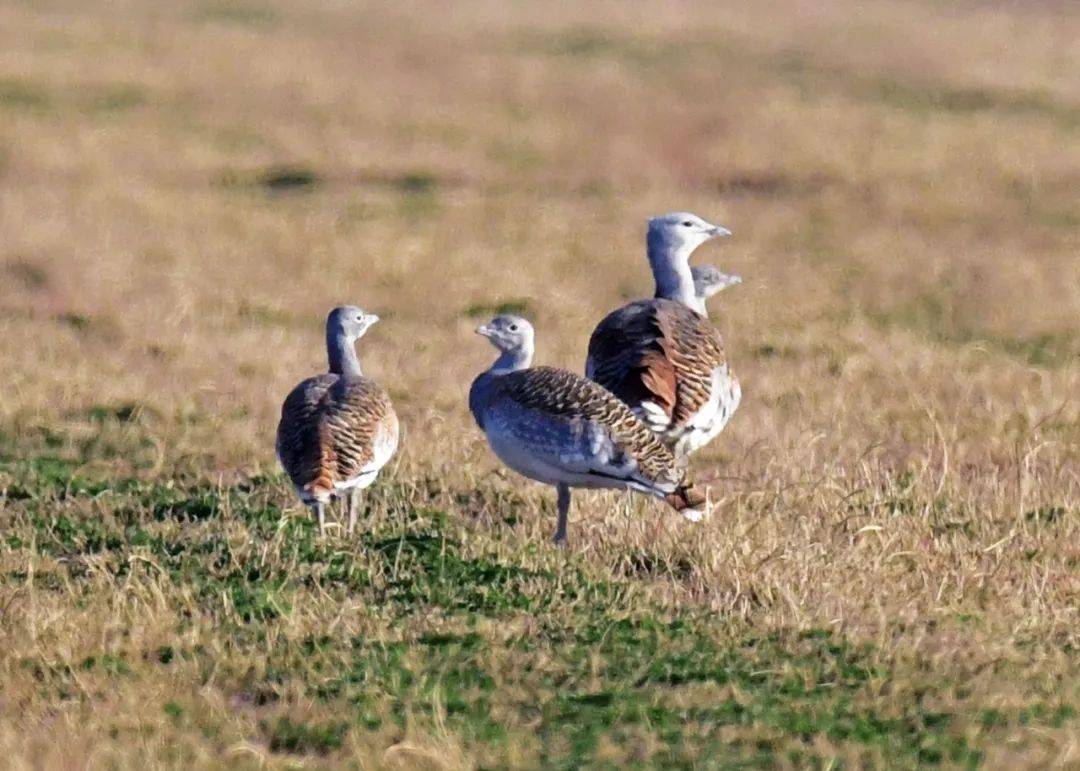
[669,365,741,457]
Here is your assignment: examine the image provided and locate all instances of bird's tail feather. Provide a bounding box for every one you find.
[302,470,335,504]
[665,482,707,520]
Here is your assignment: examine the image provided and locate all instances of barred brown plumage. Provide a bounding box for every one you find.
[275,305,399,535]
[493,366,683,486]
[470,315,706,546]
[587,298,727,432]
[585,212,741,458]
[277,376,396,498]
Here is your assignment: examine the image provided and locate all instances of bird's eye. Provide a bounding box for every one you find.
[508,324,519,332]
[682,220,693,227]
[356,316,364,322]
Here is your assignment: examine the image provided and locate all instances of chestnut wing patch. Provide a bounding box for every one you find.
[587,300,679,422]
[276,374,339,494]
[588,298,726,433]
[276,375,394,497]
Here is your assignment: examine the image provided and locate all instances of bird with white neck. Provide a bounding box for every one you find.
[586,212,741,459]
[646,212,732,316]
[469,314,706,545]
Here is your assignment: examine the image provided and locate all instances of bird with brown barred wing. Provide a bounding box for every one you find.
[469,314,705,545]
[276,305,399,535]
[586,212,741,459]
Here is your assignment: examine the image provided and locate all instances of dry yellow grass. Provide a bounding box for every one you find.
[0,0,1078,767]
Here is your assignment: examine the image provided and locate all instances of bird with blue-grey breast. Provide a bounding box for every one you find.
[276,305,399,535]
[586,212,742,460]
[469,314,706,545]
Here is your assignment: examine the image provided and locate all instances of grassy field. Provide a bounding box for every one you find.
[1,0,1078,767]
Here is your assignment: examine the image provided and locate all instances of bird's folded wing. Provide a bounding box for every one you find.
[489,367,681,488]
[276,374,338,488]
[321,378,395,482]
[487,399,641,480]
[587,299,725,432]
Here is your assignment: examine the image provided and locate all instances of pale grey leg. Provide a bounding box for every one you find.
[554,484,570,546]
[347,489,359,535]
[316,501,326,535]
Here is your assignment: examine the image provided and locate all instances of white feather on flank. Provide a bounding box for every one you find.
[333,431,398,493]
[634,401,672,432]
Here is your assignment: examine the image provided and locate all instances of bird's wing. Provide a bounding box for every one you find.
[321,377,397,484]
[586,299,725,433]
[276,374,397,496]
[276,373,338,491]
[492,367,682,488]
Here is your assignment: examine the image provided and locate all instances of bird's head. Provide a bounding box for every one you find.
[327,305,380,341]
[647,211,731,259]
[476,314,534,355]
[691,264,742,300]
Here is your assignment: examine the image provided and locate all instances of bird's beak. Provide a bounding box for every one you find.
[710,225,732,238]
[476,324,492,337]
[725,273,742,287]
[365,313,380,326]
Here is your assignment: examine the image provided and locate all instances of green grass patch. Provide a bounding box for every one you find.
[867,294,1077,367]
[237,300,294,327]
[83,84,146,114]
[217,165,322,193]
[263,717,347,755]
[4,258,50,289]
[853,77,1080,129]
[0,460,1074,766]
[0,78,52,111]
[194,0,277,27]
[258,166,320,192]
[463,299,534,319]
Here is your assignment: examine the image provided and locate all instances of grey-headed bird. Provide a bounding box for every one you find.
[691,264,742,303]
[586,212,741,459]
[276,306,399,534]
[469,314,705,545]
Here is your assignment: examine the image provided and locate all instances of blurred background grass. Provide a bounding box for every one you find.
[0,0,1077,767]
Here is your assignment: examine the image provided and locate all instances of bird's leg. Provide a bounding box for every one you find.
[347,489,359,535]
[554,484,570,546]
[316,501,326,535]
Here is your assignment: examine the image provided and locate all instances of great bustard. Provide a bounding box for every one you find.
[585,212,741,459]
[276,305,399,534]
[691,264,742,302]
[469,314,705,545]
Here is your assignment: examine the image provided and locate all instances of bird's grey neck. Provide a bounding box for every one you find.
[471,342,534,428]
[327,332,362,377]
[648,235,702,314]
[488,344,533,375]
